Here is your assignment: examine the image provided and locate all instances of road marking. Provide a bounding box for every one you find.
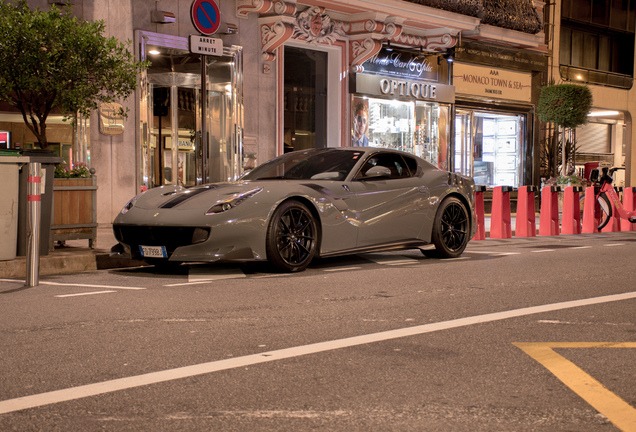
[532,249,555,253]
[605,243,625,247]
[514,342,636,432]
[323,267,362,272]
[188,267,246,282]
[55,291,117,298]
[569,246,592,250]
[1,290,635,415]
[0,280,146,290]
[465,251,521,256]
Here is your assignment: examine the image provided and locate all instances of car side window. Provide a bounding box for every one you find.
[356,153,412,180]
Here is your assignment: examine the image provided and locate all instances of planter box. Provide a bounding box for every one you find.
[52,177,98,248]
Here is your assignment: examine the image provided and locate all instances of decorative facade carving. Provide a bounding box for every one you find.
[237,0,273,18]
[260,18,296,61]
[293,6,345,44]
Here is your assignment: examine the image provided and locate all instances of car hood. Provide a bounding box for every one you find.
[133,182,264,211]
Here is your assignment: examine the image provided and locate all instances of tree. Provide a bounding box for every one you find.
[537,83,593,177]
[0,0,148,149]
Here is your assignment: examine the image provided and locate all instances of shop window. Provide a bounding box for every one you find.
[468,112,524,188]
[352,96,449,169]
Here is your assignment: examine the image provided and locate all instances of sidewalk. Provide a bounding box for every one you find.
[0,217,525,278]
[0,225,145,279]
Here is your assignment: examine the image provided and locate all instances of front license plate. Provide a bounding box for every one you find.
[139,245,167,258]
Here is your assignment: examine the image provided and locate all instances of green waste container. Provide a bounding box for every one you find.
[0,152,29,260]
[16,150,64,256]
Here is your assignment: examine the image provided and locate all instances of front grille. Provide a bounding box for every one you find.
[114,225,210,256]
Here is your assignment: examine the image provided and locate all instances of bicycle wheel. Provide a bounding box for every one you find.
[597,192,612,230]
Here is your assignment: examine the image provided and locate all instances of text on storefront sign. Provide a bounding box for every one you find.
[379,79,436,99]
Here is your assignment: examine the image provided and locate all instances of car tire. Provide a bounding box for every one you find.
[430,196,470,258]
[266,200,318,272]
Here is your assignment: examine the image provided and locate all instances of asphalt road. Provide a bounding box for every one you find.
[1,232,635,431]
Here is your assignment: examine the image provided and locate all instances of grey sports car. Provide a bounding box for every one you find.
[112,147,476,272]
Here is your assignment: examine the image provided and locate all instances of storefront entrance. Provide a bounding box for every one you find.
[454,109,527,188]
[137,32,243,189]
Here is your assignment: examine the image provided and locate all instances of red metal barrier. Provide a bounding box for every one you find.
[473,185,487,240]
[581,186,599,234]
[539,186,559,236]
[490,186,512,239]
[621,187,636,231]
[515,186,537,237]
[561,186,582,235]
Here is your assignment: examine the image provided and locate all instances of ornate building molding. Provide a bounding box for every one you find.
[259,16,296,61]
[293,6,345,45]
[245,4,458,63]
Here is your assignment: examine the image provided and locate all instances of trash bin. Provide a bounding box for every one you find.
[0,151,29,261]
[16,149,64,256]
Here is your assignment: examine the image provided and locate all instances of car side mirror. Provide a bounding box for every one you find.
[363,166,392,179]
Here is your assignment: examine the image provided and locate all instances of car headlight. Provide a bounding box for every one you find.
[206,188,262,215]
[121,193,143,214]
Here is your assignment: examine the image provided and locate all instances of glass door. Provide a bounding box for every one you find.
[455,109,525,188]
[138,32,243,189]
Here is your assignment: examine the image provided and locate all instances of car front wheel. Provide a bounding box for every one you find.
[430,196,470,258]
[266,200,318,272]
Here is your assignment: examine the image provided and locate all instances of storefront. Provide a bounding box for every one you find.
[452,41,546,188]
[349,48,455,169]
[453,62,536,188]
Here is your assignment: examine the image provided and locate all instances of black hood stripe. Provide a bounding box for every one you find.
[160,186,215,208]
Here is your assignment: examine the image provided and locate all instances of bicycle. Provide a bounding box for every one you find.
[584,167,636,230]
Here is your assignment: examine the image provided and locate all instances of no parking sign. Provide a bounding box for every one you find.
[191,0,221,36]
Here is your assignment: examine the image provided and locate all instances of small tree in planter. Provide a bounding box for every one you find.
[537,83,593,178]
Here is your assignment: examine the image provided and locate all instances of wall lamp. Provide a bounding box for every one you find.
[384,41,394,52]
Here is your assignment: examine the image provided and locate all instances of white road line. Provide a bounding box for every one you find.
[323,267,362,272]
[55,291,117,298]
[569,246,592,250]
[532,249,555,253]
[465,251,521,256]
[187,267,246,283]
[2,290,636,415]
[0,280,146,290]
[604,243,625,247]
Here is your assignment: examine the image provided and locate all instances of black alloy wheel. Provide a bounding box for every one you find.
[266,200,318,272]
[430,196,470,258]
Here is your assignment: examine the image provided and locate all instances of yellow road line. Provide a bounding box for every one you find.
[514,342,636,432]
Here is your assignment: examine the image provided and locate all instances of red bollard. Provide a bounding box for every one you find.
[621,187,636,231]
[473,185,487,240]
[602,187,622,233]
[490,186,512,239]
[561,186,582,235]
[515,186,537,237]
[581,186,599,234]
[539,186,559,236]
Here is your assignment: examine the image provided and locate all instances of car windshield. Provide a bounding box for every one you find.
[242,149,363,181]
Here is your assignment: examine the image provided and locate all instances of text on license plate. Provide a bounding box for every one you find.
[139,245,167,258]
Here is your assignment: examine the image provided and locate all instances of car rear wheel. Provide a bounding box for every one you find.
[266,200,317,272]
[430,196,470,258]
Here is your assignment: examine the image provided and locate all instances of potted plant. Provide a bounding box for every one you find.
[537,83,593,177]
[52,162,98,248]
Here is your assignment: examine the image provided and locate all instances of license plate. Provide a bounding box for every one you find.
[139,245,167,258]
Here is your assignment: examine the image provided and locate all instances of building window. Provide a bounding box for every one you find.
[560,0,635,87]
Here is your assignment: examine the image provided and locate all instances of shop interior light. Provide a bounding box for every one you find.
[443,48,455,63]
[588,110,620,117]
[148,49,161,55]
